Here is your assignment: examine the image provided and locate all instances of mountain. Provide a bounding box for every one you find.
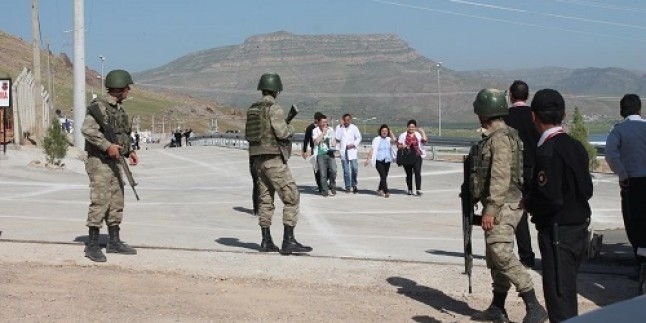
[135,31,645,125]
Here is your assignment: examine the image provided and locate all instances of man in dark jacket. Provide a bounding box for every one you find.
[302,112,323,192]
[503,80,539,268]
[523,89,593,322]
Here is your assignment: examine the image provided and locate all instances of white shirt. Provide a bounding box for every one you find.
[335,124,362,160]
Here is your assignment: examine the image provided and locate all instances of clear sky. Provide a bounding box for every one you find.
[4,0,646,74]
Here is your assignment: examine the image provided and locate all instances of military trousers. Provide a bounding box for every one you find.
[484,203,534,294]
[85,156,125,228]
[254,154,299,228]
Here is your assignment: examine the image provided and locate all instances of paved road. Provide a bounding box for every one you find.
[0,145,626,266]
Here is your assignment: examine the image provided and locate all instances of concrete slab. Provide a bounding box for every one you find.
[0,145,627,267]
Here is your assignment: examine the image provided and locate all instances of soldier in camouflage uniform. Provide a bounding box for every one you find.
[81,69,138,262]
[470,89,547,323]
[245,73,312,255]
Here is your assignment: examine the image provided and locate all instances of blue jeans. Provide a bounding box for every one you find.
[341,158,358,189]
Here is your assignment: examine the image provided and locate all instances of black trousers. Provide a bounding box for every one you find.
[375,160,391,193]
[249,156,259,214]
[314,170,322,191]
[516,173,535,265]
[403,156,422,191]
[538,223,588,323]
[621,177,646,255]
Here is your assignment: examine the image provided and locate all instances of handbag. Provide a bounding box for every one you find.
[396,147,417,166]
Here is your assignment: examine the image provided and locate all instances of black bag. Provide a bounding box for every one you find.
[397,148,417,166]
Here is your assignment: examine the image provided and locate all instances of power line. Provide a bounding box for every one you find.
[446,0,646,30]
[369,0,646,42]
[549,0,646,14]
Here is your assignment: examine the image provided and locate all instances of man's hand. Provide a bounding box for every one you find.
[129,151,139,166]
[106,144,123,160]
[519,198,525,211]
[620,179,630,191]
[481,214,495,231]
[302,151,310,159]
[347,143,356,149]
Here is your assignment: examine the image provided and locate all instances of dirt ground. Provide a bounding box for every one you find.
[1,243,631,323]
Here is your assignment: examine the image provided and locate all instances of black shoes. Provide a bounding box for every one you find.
[85,227,106,262]
[280,225,313,255]
[259,227,280,252]
[352,185,358,194]
[106,226,137,255]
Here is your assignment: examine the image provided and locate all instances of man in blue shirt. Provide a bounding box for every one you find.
[605,94,646,294]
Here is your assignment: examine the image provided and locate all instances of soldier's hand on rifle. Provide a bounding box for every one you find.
[481,213,494,231]
[106,144,123,160]
[129,151,139,166]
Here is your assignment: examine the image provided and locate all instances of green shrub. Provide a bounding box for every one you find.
[43,118,69,165]
[569,107,598,170]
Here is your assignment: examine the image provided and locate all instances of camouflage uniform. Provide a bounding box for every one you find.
[82,95,132,228]
[474,120,533,294]
[247,95,299,227]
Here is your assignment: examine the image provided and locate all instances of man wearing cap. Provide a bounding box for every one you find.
[522,89,593,322]
[605,94,646,294]
[245,73,312,255]
[470,89,547,323]
[302,111,324,192]
[503,80,538,269]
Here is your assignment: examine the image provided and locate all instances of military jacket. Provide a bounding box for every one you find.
[246,95,294,159]
[81,95,132,157]
[472,120,523,218]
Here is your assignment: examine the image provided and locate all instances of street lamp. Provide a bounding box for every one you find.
[436,62,442,136]
[99,55,105,83]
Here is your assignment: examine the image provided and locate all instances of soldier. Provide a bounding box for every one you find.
[245,73,312,255]
[81,69,138,262]
[469,89,547,323]
[523,89,593,322]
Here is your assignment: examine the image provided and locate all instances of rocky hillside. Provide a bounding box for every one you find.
[136,31,645,126]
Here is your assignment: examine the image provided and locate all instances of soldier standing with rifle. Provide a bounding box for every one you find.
[468,89,547,323]
[245,73,312,255]
[522,89,593,322]
[81,69,139,262]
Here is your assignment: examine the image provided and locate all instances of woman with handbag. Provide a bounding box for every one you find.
[364,124,397,198]
[397,119,427,196]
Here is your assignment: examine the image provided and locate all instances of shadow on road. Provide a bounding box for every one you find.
[215,237,259,251]
[411,315,442,323]
[426,249,486,260]
[73,234,109,247]
[387,276,478,319]
[232,206,255,216]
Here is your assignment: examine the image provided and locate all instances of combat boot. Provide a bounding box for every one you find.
[471,291,509,322]
[520,289,548,323]
[85,227,106,262]
[279,225,313,255]
[259,227,280,252]
[106,226,137,254]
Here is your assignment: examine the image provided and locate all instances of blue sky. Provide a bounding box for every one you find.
[4,0,646,73]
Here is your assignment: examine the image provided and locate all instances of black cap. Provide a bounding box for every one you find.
[531,89,565,112]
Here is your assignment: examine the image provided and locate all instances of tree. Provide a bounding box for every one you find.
[569,107,598,170]
[43,118,69,166]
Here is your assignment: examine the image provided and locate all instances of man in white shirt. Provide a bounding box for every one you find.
[312,115,337,197]
[335,113,362,193]
[605,94,646,294]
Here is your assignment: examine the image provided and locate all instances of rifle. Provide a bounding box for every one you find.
[460,148,482,293]
[286,104,298,124]
[87,105,140,201]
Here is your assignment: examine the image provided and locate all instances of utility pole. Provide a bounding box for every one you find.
[46,39,54,110]
[32,0,44,141]
[72,0,86,150]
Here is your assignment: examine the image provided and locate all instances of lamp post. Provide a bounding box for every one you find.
[99,55,105,84]
[436,62,442,136]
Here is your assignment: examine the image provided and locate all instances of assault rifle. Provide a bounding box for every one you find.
[460,148,481,293]
[286,104,298,124]
[87,105,140,201]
